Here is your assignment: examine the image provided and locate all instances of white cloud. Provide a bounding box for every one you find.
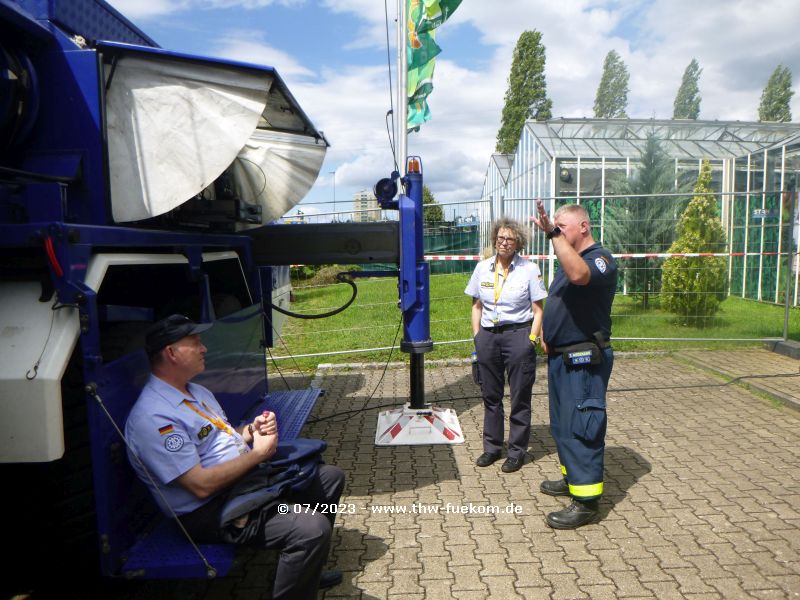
[212,33,316,79]
[107,0,188,19]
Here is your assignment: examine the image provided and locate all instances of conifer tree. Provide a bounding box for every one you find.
[758,65,794,122]
[604,134,685,308]
[673,59,702,119]
[495,31,552,154]
[593,50,629,118]
[422,185,443,224]
[661,161,727,323]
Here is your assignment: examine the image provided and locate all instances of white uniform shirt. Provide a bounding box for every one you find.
[464,254,547,328]
[125,374,248,515]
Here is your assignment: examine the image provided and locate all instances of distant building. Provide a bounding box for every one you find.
[352,189,380,222]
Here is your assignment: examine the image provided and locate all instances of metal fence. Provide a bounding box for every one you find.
[270,191,798,362]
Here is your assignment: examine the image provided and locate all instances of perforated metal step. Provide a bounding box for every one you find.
[245,388,322,441]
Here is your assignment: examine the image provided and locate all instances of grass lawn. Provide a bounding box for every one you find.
[270,272,799,373]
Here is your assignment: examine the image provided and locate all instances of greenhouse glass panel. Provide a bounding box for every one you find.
[750,151,765,193]
[734,156,748,193]
[556,160,578,196]
[579,161,603,197]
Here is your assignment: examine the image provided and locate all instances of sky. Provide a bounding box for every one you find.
[107,0,800,222]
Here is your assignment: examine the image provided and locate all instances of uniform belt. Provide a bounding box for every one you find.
[482,320,532,333]
[550,338,611,355]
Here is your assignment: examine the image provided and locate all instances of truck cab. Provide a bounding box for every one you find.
[0,0,328,591]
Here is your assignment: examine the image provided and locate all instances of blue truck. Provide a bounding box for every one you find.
[0,0,434,593]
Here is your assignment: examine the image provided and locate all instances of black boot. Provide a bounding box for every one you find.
[545,499,598,529]
[539,478,570,496]
[475,452,500,467]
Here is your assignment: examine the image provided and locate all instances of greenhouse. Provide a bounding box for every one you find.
[479,118,800,306]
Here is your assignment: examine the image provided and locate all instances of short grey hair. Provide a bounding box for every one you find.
[490,217,528,249]
[554,203,591,225]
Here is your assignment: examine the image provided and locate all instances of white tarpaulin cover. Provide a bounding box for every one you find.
[231,131,327,223]
[105,51,326,223]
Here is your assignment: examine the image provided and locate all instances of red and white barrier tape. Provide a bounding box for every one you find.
[289,251,794,268]
[423,251,787,261]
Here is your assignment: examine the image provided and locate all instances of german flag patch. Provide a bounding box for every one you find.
[158,424,174,436]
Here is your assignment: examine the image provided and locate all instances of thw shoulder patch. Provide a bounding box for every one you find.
[594,257,607,273]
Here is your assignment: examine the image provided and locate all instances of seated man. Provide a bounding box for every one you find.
[125,314,344,599]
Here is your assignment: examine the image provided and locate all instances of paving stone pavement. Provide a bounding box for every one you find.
[119,350,800,599]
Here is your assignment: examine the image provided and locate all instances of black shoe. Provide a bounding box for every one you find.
[540,478,570,496]
[319,570,343,589]
[476,452,500,467]
[545,500,598,529]
[501,456,524,473]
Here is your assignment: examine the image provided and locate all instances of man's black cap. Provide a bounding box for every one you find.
[145,314,213,355]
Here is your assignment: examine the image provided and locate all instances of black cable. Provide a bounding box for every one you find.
[306,314,403,425]
[608,371,800,394]
[271,273,357,319]
[263,308,309,387]
[239,310,301,421]
[266,345,293,391]
[383,0,398,172]
[307,401,404,424]
[362,313,404,402]
[385,110,397,171]
[235,155,268,198]
[0,165,77,184]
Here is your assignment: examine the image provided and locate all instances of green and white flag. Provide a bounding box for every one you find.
[407,0,462,132]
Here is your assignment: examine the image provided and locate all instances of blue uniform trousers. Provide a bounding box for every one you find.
[547,348,613,500]
[258,465,345,600]
[475,326,536,459]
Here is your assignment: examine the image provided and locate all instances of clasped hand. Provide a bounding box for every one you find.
[251,410,278,458]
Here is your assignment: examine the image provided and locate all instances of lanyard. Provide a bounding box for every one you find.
[493,258,510,309]
[182,399,234,436]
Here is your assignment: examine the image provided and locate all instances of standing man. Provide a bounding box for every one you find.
[531,202,617,529]
[465,218,546,473]
[125,314,345,599]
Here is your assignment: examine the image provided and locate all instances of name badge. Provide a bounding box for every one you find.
[566,350,593,365]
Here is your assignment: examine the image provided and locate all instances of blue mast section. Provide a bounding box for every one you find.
[398,157,432,409]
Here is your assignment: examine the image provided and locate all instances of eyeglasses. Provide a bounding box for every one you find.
[496,235,516,245]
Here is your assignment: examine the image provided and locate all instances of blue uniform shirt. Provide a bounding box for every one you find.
[125,374,249,515]
[543,243,617,347]
[465,254,547,327]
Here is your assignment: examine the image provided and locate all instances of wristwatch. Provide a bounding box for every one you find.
[546,226,562,240]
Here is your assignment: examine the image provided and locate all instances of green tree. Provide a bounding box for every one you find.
[758,65,794,122]
[495,30,553,154]
[593,50,629,118]
[423,184,444,224]
[661,161,727,323]
[604,133,687,308]
[673,59,702,119]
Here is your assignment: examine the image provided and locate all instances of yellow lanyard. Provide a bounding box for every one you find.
[182,399,234,436]
[493,259,510,308]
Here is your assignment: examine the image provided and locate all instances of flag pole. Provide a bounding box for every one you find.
[397,0,408,175]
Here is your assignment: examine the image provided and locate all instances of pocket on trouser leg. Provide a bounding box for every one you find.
[472,361,482,386]
[570,397,607,442]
